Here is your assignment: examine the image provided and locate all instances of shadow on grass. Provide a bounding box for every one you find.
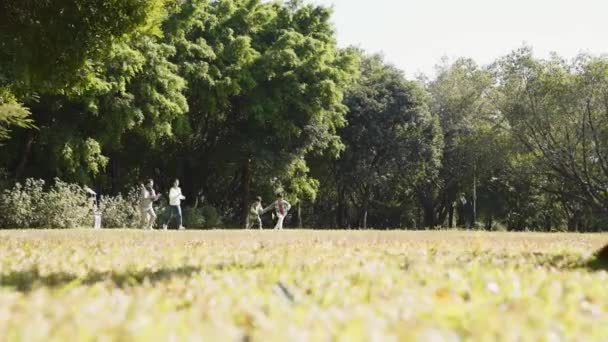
[587,244,608,271]
[0,262,264,292]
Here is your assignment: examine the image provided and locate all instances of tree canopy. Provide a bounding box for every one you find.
[1,2,607,230]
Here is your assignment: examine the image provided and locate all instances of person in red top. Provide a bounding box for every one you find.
[262,192,291,230]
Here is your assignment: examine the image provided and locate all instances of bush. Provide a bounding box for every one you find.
[201,205,222,228]
[182,205,222,229]
[0,179,45,228]
[182,207,205,229]
[99,187,141,228]
[0,178,90,228]
[0,178,225,229]
[39,179,90,228]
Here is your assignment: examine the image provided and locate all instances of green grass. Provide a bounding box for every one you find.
[0,230,607,341]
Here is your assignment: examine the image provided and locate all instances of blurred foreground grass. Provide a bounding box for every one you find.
[0,230,607,341]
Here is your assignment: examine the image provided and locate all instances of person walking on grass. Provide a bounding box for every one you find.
[163,179,186,230]
[246,196,263,230]
[140,179,161,230]
[262,192,291,230]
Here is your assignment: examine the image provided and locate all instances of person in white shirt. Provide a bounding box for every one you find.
[163,179,186,230]
[246,196,263,229]
[262,193,291,230]
[140,179,161,230]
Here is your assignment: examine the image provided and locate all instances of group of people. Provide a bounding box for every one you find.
[140,178,185,230]
[246,193,292,230]
[139,178,292,230]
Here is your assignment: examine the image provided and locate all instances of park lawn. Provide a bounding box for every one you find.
[0,230,606,341]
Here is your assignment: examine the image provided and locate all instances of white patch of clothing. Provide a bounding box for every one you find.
[169,187,185,206]
[263,199,291,230]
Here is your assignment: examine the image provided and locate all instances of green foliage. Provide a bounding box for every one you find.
[2,30,188,184]
[0,0,606,231]
[495,47,608,229]
[419,58,502,228]
[160,0,357,224]
[0,179,46,228]
[40,180,91,229]
[182,207,206,229]
[99,188,142,228]
[182,205,223,229]
[0,90,34,142]
[312,53,442,228]
[0,0,169,91]
[0,0,171,142]
[0,178,90,228]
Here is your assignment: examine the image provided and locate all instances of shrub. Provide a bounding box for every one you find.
[39,179,90,228]
[0,179,46,228]
[0,178,225,229]
[0,178,90,228]
[99,187,141,228]
[182,207,205,229]
[182,205,222,229]
[201,205,222,228]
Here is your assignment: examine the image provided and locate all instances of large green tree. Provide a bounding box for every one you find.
[162,0,357,226]
[3,32,188,186]
[495,47,608,230]
[421,58,504,228]
[311,54,442,229]
[0,0,170,142]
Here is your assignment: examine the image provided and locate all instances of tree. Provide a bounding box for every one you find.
[0,0,170,141]
[313,54,442,229]
[2,32,188,185]
[421,58,502,228]
[163,0,357,226]
[495,47,608,230]
[0,90,32,142]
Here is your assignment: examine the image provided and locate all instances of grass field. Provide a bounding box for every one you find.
[0,230,607,341]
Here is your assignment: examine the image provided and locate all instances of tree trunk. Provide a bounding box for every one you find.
[448,202,454,228]
[240,158,252,228]
[456,195,467,227]
[423,204,435,228]
[337,187,345,228]
[297,200,303,228]
[15,134,35,179]
[360,196,370,229]
[472,162,477,228]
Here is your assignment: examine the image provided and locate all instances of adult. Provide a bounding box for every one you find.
[140,179,160,229]
[164,179,186,230]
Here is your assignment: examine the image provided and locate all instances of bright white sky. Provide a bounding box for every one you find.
[308,0,608,78]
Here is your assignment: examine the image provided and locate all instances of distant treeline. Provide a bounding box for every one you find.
[1,0,607,230]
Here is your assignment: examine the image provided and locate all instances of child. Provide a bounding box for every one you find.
[163,179,186,230]
[140,179,161,230]
[246,196,263,230]
[262,193,291,230]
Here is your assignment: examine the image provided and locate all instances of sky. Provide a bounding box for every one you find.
[308,0,608,78]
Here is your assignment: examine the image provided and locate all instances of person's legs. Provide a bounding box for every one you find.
[257,216,263,230]
[274,213,285,230]
[164,206,176,229]
[177,205,184,229]
[140,208,148,229]
[147,208,157,229]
